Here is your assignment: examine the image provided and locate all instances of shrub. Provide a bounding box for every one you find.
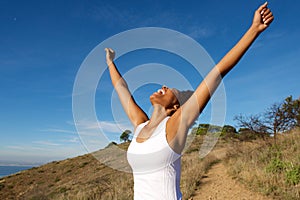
[266,157,286,173]
[285,165,300,185]
[0,183,4,190]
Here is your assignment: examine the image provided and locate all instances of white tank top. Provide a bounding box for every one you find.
[127,117,182,200]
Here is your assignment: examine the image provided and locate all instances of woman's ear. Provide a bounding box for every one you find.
[167,104,180,116]
[173,104,179,111]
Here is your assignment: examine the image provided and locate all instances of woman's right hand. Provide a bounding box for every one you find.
[105,48,115,65]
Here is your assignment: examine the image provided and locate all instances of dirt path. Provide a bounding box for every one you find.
[189,149,272,200]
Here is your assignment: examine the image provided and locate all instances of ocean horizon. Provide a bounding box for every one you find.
[0,166,34,178]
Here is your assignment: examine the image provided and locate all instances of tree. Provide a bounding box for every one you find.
[221,125,238,139]
[282,96,300,127]
[120,130,132,142]
[237,127,267,141]
[191,124,210,135]
[264,96,300,141]
[234,114,266,134]
[222,125,237,133]
[191,124,223,135]
[234,96,300,142]
[264,102,291,140]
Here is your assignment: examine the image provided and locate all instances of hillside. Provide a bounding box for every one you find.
[0,134,214,199]
[0,141,134,200]
[0,130,299,200]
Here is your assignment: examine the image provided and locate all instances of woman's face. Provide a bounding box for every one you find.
[150,85,179,109]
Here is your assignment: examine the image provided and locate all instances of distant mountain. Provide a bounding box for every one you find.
[0,160,44,167]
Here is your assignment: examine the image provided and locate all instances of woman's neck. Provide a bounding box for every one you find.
[147,104,168,127]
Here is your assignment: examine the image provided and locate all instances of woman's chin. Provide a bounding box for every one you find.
[150,96,159,105]
[150,93,158,100]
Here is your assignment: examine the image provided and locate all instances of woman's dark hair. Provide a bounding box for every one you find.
[176,90,194,106]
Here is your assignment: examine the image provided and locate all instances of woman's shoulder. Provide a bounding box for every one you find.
[134,120,149,133]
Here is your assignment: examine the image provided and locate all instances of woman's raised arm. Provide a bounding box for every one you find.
[105,48,149,127]
[175,2,274,129]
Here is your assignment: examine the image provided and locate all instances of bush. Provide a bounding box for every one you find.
[191,124,209,135]
[285,165,300,185]
[266,157,286,173]
[222,125,237,134]
[0,183,4,190]
[237,128,268,141]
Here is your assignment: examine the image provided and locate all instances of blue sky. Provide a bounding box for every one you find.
[0,0,299,164]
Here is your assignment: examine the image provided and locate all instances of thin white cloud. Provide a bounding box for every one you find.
[187,26,216,39]
[64,137,80,143]
[100,121,132,132]
[86,139,104,145]
[5,145,49,152]
[30,146,47,151]
[87,1,218,39]
[6,145,25,150]
[72,120,132,134]
[264,31,286,40]
[33,141,61,146]
[40,128,77,134]
[251,30,286,50]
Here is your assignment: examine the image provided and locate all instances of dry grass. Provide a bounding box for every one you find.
[7,129,299,199]
[0,135,223,200]
[181,152,219,199]
[0,142,134,200]
[3,124,300,199]
[225,128,300,200]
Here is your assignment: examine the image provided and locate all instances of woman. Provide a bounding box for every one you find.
[105,2,274,199]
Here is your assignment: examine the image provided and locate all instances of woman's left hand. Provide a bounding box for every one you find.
[252,2,274,33]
